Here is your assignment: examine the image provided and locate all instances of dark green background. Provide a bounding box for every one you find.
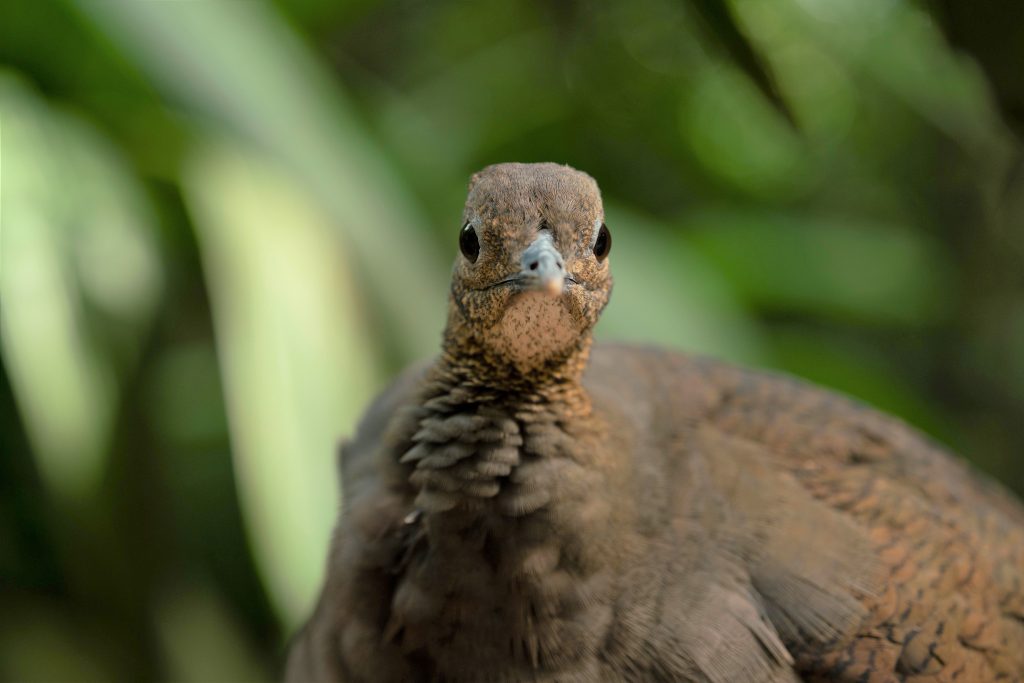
[2,0,1022,679]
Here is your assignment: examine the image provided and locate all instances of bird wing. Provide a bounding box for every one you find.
[286,361,433,683]
[588,343,1024,682]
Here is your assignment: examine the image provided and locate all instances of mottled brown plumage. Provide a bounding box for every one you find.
[287,163,1024,682]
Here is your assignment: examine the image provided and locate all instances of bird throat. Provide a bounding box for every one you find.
[481,292,579,374]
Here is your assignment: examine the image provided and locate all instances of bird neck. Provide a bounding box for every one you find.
[399,336,596,516]
[438,317,593,402]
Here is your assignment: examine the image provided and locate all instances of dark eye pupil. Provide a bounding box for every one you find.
[459,222,480,262]
[594,223,611,261]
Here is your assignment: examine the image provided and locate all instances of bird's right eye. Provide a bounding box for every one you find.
[459,222,480,262]
[593,223,611,261]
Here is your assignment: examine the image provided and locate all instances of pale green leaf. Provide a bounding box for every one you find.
[182,138,382,629]
[0,73,163,500]
[74,0,447,360]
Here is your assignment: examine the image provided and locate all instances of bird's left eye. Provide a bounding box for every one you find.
[593,223,611,261]
[459,222,480,262]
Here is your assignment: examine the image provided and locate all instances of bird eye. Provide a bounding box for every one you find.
[459,222,480,262]
[593,223,611,261]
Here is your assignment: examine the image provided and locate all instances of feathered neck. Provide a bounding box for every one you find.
[437,307,593,406]
[399,328,594,516]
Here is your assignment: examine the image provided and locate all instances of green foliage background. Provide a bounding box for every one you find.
[2,0,1022,679]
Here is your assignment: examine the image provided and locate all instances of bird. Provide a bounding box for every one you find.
[286,162,1024,682]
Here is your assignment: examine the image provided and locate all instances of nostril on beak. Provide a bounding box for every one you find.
[519,233,566,295]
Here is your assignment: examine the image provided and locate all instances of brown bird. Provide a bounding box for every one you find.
[286,162,1024,682]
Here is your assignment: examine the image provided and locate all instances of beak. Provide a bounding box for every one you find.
[519,233,566,296]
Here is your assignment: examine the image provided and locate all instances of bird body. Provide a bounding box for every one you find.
[287,164,1024,682]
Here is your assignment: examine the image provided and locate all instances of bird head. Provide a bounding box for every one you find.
[446,162,612,374]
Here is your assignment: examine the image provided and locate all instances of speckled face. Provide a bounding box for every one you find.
[449,162,613,370]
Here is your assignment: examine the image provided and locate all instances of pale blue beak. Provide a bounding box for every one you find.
[519,232,566,295]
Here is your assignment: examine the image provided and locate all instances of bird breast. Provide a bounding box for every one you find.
[386,401,620,678]
[401,400,596,517]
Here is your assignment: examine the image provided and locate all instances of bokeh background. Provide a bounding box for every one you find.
[2,0,1023,680]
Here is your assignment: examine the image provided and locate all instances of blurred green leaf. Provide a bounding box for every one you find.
[737,0,1005,154]
[680,63,809,199]
[689,0,795,125]
[929,0,1024,138]
[147,341,229,447]
[0,601,119,683]
[597,205,767,364]
[182,138,382,629]
[375,31,568,187]
[0,72,163,501]
[155,580,270,683]
[74,0,447,361]
[685,208,957,325]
